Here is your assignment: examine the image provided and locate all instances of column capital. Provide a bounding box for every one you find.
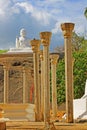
[30,39,41,53]
[50,53,59,65]
[40,31,52,46]
[61,23,74,38]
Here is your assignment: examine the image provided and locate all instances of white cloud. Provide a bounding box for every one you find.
[32,10,51,25]
[0,0,19,22]
[52,18,87,38]
[16,2,33,13]
[0,0,87,49]
[0,8,5,16]
[48,0,65,2]
[10,4,20,14]
[0,0,10,17]
[17,2,51,25]
[51,18,72,34]
[37,0,65,5]
[0,0,65,24]
[75,19,86,36]
[51,22,60,34]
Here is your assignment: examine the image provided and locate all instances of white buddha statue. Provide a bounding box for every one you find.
[9,28,32,53]
[16,28,30,48]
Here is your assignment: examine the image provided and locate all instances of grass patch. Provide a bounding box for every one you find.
[0,50,8,54]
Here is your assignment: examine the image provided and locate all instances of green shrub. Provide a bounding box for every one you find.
[56,50,87,104]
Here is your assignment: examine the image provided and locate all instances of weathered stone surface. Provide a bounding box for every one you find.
[0,122,6,130]
[0,103,35,121]
[61,23,74,123]
[0,53,34,103]
[40,31,52,122]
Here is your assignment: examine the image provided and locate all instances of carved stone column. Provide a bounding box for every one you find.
[3,66,9,103]
[61,23,74,123]
[50,53,59,117]
[0,122,6,130]
[30,39,41,121]
[40,32,52,122]
[23,67,27,103]
[40,50,44,120]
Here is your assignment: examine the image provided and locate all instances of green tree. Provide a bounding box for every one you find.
[56,59,65,104]
[73,50,87,98]
[84,7,87,19]
[54,32,87,55]
[56,50,87,104]
[72,32,87,52]
[72,32,85,51]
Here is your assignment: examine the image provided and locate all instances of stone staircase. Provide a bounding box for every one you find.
[0,103,35,121]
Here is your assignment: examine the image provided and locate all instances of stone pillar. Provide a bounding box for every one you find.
[61,23,74,123]
[30,39,41,121]
[39,50,44,120]
[40,32,52,122]
[50,53,59,117]
[23,67,27,103]
[0,122,6,130]
[3,66,9,103]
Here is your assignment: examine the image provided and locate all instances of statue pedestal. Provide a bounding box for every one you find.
[73,80,87,119]
[8,47,33,53]
[73,98,87,119]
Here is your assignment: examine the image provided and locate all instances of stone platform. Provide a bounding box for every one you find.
[0,103,35,121]
[6,121,87,130]
[73,80,87,119]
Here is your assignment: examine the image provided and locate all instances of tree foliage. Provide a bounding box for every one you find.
[56,59,65,104]
[54,45,64,53]
[55,32,87,104]
[84,7,87,19]
[72,32,85,51]
[73,51,87,98]
[56,50,87,104]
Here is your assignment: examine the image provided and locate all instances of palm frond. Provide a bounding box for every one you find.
[84,7,87,19]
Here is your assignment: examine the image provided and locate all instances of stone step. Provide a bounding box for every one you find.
[0,103,35,121]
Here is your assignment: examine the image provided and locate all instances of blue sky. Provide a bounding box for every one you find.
[0,0,87,51]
